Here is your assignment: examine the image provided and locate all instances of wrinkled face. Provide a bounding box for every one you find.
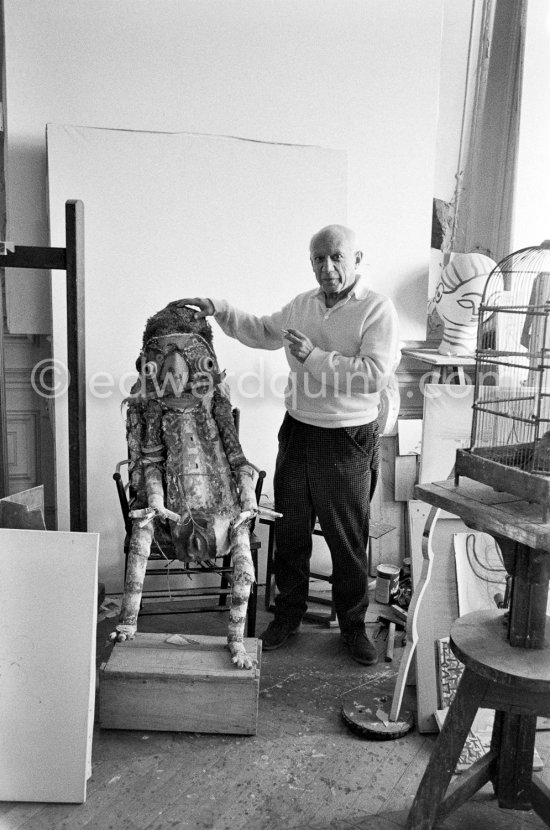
[310,228,362,302]
[139,333,217,398]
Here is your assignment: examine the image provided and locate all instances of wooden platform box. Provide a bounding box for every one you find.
[99,633,261,735]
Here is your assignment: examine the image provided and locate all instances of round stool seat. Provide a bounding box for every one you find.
[450,609,550,692]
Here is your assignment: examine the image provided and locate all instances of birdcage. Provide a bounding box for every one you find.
[455,241,550,520]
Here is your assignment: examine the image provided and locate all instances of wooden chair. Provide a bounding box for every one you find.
[113,446,265,638]
[260,512,395,626]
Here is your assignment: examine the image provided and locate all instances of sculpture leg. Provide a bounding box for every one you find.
[227,523,256,669]
[111,521,154,642]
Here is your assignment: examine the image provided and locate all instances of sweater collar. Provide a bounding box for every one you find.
[314,274,367,302]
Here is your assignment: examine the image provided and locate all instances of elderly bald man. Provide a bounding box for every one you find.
[173,224,400,665]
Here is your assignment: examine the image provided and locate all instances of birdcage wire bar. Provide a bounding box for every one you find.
[455,243,550,518]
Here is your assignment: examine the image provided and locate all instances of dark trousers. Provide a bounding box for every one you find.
[273,413,379,630]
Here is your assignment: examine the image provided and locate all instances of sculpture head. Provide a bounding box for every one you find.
[134,304,222,399]
[429,252,496,355]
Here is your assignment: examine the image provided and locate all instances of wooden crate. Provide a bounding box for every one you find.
[99,633,261,735]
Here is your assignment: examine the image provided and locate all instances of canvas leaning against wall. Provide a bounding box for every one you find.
[0,528,98,802]
[46,125,347,590]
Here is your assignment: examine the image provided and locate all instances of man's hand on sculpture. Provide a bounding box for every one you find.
[169,297,215,319]
[283,328,314,363]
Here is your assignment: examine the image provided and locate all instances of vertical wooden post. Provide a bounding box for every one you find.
[65,200,87,532]
[0,286,9,498]
[0,10,7,499]
[509,544,550,648]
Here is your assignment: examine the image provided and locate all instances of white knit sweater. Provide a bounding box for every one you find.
[212,276,401,428]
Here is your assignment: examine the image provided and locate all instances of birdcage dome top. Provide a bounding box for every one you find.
[481,241,550,309]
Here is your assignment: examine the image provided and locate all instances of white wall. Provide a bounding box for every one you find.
[5,0,443,340]
[3,0,483,588]
[513,0,550,249]
[429,0,482,295]
[433,1,481,202]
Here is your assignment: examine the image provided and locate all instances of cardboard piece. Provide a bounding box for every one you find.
[397,419,423,456]
[0,528,99,802]
[419,384,474,485]
[0,486,46,530]
[394,455,418,502]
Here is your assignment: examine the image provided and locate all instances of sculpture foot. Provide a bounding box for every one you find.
[228,641,254,670]
[109,623,137,643]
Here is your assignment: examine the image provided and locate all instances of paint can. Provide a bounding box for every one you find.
[375,564,401,604]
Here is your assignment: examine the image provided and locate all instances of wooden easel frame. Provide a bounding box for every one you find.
[0,200,86,531]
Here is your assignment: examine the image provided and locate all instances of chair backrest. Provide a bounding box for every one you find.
[250,470,266,533]
[113,460,132,536]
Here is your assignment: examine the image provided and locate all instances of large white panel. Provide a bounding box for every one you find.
[0,529,98,802]
[47,125,347,588]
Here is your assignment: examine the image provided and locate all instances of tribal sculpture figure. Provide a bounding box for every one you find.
[111,303,266,669]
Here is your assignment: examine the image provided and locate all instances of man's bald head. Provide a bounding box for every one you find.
[309,224,358,255]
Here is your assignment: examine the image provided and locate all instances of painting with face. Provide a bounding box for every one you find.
[429,252,496,355]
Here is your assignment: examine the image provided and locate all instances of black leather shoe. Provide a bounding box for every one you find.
[260,619,299,651]
[342,627,379,666]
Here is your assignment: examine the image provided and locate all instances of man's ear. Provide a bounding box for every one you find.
[355,250,363,267]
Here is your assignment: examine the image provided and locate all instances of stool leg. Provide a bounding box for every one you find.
[264,525,275,611]
[247,547,258,637]
[530,775,550,826]
[218,552,231,608]
[406,669,487,830]
[491,711,537,810]
[509,545,549,648]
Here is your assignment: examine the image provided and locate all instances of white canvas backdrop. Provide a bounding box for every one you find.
[47,125,347,589]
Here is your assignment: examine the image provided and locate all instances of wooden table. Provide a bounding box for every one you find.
[406,479,550,828]
[401,347,475,385]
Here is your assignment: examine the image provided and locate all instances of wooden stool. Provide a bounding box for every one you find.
[406,609,550,829]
